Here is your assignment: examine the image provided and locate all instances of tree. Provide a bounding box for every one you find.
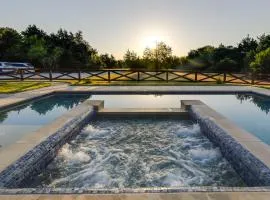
[22,25,47,39]
[257,34,270,52]
[2,24,270,73]
[42,47,64,69]
[49,29,96,68]
[89,52,102,67]
[214,58,239,72]
[250,48,270,73]
[238,35,258,54]
[26,36,48,67]
[186,46,215,70]
[179,56,188,65]
[187,50,199,59]
[100,54,117,68]
[143,41,173,70]
[123,50,143,68]
[167,56,182,68]
[211,45,242,71]
[0,27,22,60]
[242,50,256,72]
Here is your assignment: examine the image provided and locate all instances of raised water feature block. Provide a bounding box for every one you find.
[0,100,104,188]
[182,100,270,186]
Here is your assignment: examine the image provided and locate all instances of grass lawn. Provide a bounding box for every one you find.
[0,79,269,94]
[255,85,270,89]
[0,81,52,93]
[59,78,270,88]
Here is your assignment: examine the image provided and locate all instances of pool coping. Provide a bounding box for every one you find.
[1,186,270,194]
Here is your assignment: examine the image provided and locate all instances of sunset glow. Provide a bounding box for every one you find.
[142,35,160,48]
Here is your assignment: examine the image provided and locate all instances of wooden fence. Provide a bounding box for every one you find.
[0,68,270,85]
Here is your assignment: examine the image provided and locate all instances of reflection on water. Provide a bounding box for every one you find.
[1,93,270,147]
[27,118,244,188]
[89,94,270,145]
[29,95,89,115]
[236,94,270,114]
[0,112,7,123]
[0,94,90,149]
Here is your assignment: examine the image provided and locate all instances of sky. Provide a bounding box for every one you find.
[1,0,270,59]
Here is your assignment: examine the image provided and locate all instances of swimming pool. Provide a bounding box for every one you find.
[2,93,270,148]
[89,94,270,145]
[0,94,90,149]
[1,91,270,190]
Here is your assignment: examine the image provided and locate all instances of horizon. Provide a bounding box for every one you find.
[1,0,270,59]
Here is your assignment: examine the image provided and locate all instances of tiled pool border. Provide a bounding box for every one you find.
[1,186,270,194]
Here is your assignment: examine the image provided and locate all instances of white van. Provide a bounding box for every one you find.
[8,62,34,69]
[0,62,15,73]
[0,62,34,74]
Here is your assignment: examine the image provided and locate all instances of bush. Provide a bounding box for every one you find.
[250,48,270,73]
[216,78,223,84]
[214,58,239,72]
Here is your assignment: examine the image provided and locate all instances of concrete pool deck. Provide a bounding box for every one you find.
[1,192,270,200]
[0,192,270,200]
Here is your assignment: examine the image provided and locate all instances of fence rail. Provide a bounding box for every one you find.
[1,68,270,85]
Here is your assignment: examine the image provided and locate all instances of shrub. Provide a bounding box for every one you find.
[250,48,270,73]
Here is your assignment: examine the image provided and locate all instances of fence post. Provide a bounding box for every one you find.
[251,73,255,85]
[49,70,52,81]
[166,71,169,82]
[223,73,226,83]
[195,72,198,82]
[108,71,111,83]
[78,70,81,82]
[20,69,24,81]
[137,71,140,81]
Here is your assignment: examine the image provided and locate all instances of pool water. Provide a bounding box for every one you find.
[0,94,90,149]
[29,117,244,188]
[89,94,270,145]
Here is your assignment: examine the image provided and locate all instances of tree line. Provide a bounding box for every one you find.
[1,25,270,73]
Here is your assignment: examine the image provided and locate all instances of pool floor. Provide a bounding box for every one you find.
[27,117,244,188]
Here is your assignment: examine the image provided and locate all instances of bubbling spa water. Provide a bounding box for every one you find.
[30,117,244,188]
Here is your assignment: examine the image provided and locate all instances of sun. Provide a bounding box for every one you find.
[142,35,161,48]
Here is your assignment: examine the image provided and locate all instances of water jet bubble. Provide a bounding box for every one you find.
[29,119,244,188]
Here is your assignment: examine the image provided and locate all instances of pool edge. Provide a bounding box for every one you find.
[182,100,270,187]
